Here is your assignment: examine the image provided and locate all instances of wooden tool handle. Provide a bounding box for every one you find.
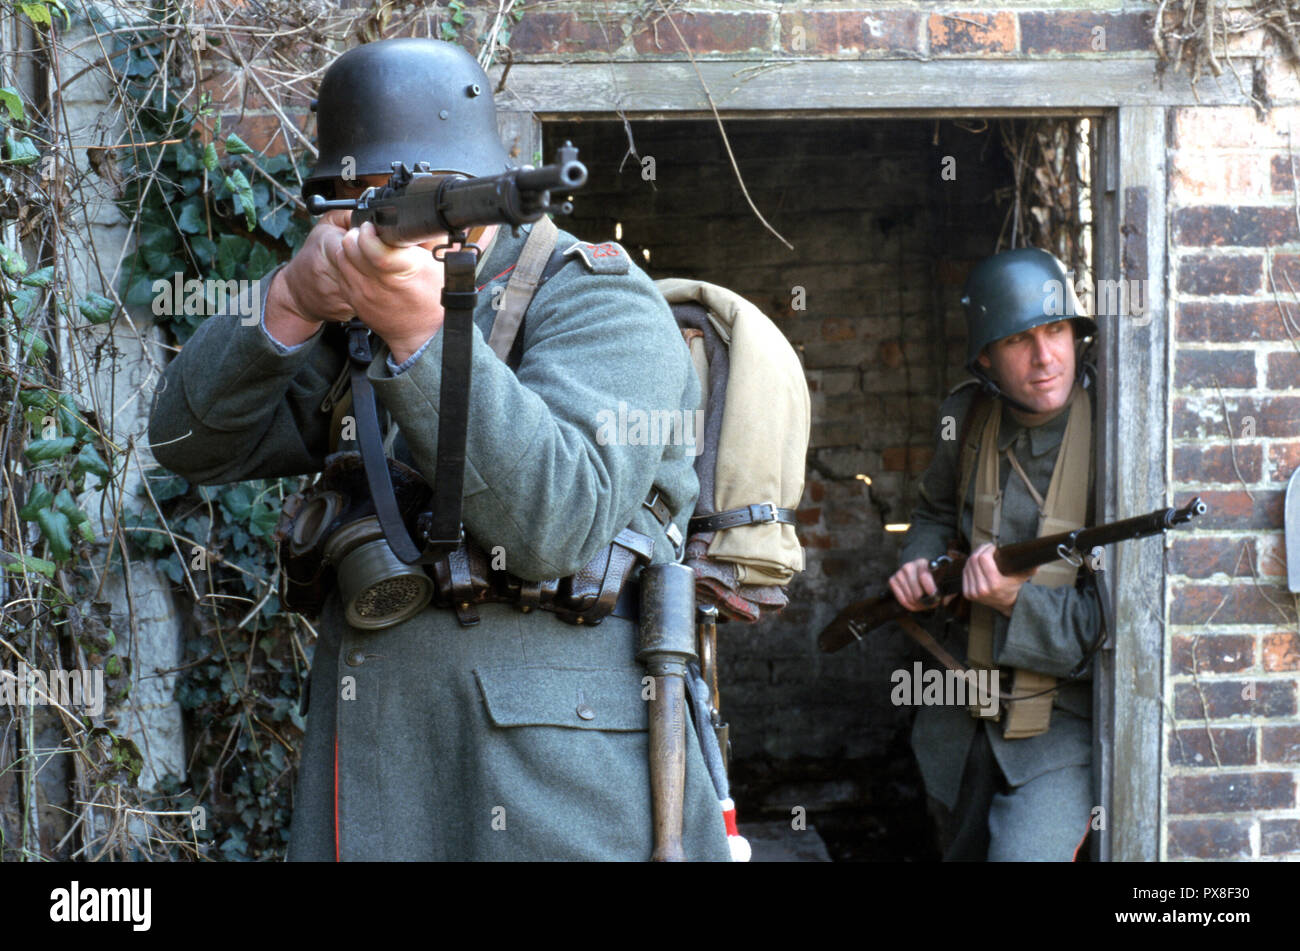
[648,673,688,862]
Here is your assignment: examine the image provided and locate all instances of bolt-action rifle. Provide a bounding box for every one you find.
[293,143,590,568]
[304,141,589,242]
[817,496,1209,654]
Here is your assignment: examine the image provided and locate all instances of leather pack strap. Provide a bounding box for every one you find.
[688,502,796,535]
[897,614,968,675]
[487,215,558,362]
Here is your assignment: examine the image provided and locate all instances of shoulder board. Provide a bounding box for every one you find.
[563,240,630,275]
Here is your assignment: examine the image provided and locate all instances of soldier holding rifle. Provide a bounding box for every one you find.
[149,38,729,861]
[888,248,1103,862]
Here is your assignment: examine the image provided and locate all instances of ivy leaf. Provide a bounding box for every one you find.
[227,169,257,230]
[176,200,204,234]
[282,217,311,251]
[247,242,277,278]
[216,234,250,279]
[145,468,189,502]
[0,241,27,277]
[202,141,218,172]
[34,506,72,561]
[122,274,156,310]
[54,488,94,542]
[18,389,48,409]
[18,3,51,27]
[225,133,253,156]
[73,444,112,483]
[25,436,77,462]
[4,130,40,165]
[55,400,89,440]
[249,500,278,539]
[175,141,200,172]
[18,482,54,519]
[0,87,24,125]
[47,0,71,29]
[221,483,253,521]
[78,293,116,325]
[1,551,55,577]
[21,265,53,288]
[159,553,185,584]
[190,235,217,268]
[258,205,290,240]
[141,247,172,272]
[8,286,40,321]
[21,327,47,360]
[258,153,289,175]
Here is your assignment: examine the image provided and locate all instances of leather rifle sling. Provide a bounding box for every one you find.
[344,244,478,564]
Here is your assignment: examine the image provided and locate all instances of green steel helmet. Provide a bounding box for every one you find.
[302,38,513,202]
[960,247,1099,372]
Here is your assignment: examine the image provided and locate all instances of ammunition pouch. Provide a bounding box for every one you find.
[276,451,656,630]
[428,527,654,626]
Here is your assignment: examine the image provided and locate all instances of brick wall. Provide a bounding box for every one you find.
[1167,105,1300,860]
[506,3,1155,61]
[546,114,1006,750]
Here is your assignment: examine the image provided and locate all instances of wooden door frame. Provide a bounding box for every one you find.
[495,57,1247,861]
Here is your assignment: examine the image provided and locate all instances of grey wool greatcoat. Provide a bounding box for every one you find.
[148,220,731,861]
[898,382,1102,830]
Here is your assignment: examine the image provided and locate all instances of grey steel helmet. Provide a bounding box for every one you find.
[302,38,512,202]
[960,247,1099,372]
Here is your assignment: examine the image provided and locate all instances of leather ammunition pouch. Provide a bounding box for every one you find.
[429,526,654,626]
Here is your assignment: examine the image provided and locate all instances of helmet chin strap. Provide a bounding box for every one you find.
[972,343,1092,418]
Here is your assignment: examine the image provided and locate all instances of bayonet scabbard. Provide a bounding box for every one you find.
[638,563,698,862]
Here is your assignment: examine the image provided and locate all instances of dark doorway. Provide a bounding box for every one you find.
[543,116,1095,860]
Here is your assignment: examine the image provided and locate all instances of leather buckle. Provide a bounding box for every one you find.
[643,490,685,561]
[748,502,778,525]
[665,522,684,556]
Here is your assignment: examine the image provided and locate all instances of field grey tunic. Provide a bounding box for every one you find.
[149,221,729,860]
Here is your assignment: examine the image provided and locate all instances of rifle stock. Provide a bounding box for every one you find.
[817,496,1208,654]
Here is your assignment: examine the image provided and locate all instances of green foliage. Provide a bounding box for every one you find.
[440,0,467,41]
[105,18,317,860]
[124,469,309,860]
[11,387,113,565]
[115,27,312,343]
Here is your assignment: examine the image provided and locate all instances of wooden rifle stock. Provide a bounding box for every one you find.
[817,496,1208,654]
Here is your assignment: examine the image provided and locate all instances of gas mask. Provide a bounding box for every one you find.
[278,452,436,630]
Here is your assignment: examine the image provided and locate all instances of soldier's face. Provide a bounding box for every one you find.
[977,320,1076,415]
[335,174,390,199]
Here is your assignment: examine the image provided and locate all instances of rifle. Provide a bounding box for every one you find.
[305,141,589,242]
[817,496,1208,654]
[291,143,589,568]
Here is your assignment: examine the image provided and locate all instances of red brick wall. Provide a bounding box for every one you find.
[1167,106,1300,860]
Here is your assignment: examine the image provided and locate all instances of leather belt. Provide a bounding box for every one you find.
[689,501,796,535]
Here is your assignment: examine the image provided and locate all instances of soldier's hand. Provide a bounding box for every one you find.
[889,558,957,612]
[962,542,1035,618]
[273,210,357,325]
[333,219,449,363]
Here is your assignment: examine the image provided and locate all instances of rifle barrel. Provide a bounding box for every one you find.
[817,496,1208,654]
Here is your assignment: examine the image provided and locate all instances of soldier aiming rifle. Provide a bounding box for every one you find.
[149,38,731,861]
